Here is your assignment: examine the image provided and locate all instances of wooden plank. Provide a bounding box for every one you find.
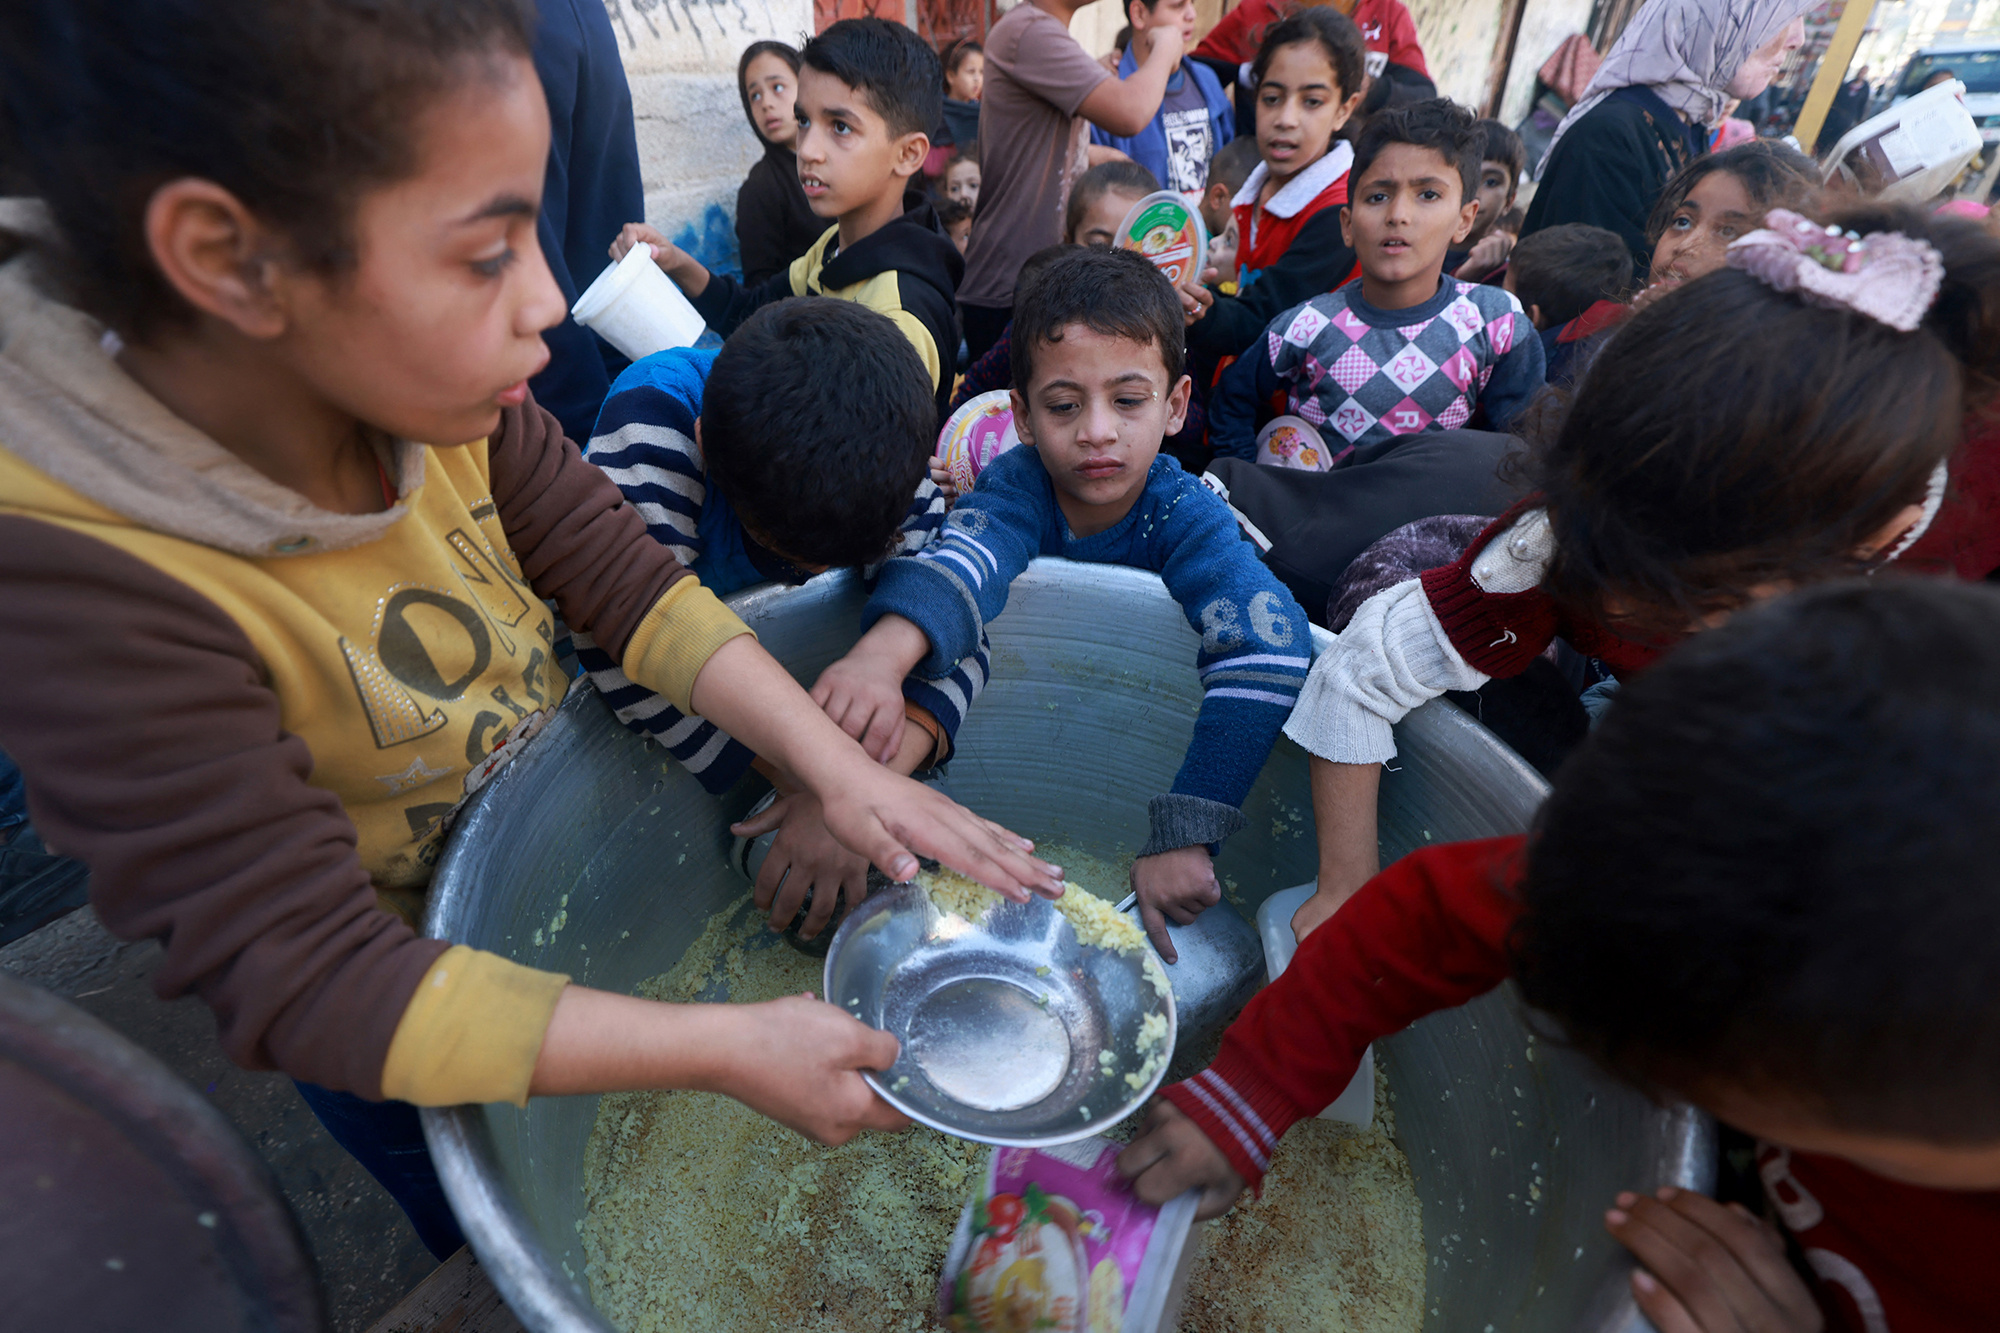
[1482,0,1529,118]
[364,1247,528,1333]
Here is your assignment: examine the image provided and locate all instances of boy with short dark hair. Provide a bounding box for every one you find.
[1207,98,1543,464]
[1119,578,2000,1332]
[1198,134,1262,242]
[613,19,964,420]
[576,298,989,936]
[1088,0,1234,197]
[1447,117,1525,281]
[1505,222,1634,388]
[814,248,1312,959]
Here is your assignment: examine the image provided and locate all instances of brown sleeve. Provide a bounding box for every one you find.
[0,517,445,1099]
[487,392,695,660]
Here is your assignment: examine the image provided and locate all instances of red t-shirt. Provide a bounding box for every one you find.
[1195,0,1428,82]
[1163,838,2000,1333]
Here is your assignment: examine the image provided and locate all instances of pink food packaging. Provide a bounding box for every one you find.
[937,1137,1200,1333]
[935,390,1021,495]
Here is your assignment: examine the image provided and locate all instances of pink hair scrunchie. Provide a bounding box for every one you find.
[1726,209,1945,333]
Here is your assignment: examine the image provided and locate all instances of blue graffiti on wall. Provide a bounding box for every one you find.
[672,203,741,280]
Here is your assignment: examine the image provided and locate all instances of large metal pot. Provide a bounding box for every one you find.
[423,562,1712,1333]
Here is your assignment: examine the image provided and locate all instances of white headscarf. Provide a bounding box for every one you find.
[1535,0,1812,178]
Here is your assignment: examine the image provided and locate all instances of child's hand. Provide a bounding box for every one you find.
[817,761,1065,901]
[1455,229,1514,280]
[1130,845,1220,963]
[1116,1101,1248,1220]
[1176,274,1215,327]
[1290,868,1371,943]
[812,615,934,763]
[610,221,675,266]
[927,456,959,502]
[731,791,872,939]
[713,993,912,1144]
[1606,1187,1825,1333]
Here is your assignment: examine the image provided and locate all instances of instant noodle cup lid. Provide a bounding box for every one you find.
[936,390,1021,496]
[1113,191,1208,288]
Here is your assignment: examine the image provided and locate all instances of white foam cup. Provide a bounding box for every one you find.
[571,241,707,361]
[1257,882,1375,1127]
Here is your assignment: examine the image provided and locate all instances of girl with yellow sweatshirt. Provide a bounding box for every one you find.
[0,0,1061,1256]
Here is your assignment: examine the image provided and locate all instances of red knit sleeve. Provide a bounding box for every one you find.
[1417,505,1561,678]
[1161,837,1525,1187]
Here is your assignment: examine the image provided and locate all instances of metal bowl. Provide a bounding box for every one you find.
[824,879,1174,1144]
[421,560,1713,1333]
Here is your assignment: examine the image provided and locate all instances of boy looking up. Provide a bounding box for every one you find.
[1447,117,1524,281]
[957,0,1186,363]
[1089,0,1235,198]
[577,299,989,939]
[814,248,1312,960]
[1120,579,2000,1332]
[613,19,964,421]
[1207,98,1542,463]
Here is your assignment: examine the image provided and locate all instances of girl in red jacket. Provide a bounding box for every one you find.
[1282,203,2000,935]
[1123,578,2000,1333]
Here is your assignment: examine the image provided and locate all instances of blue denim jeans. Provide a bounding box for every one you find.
[293,1081,467,1260]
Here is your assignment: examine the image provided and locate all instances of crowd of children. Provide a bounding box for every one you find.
[4,0,2000,1326]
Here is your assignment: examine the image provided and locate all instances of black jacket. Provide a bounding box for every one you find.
[1522,86,1704,283]
[735,145,827,287]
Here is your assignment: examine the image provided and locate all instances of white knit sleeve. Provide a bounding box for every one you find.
[1281,577,1489,764]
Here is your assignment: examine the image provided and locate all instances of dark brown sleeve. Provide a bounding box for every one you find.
[487,392,697,660]
[0,517,445,1099]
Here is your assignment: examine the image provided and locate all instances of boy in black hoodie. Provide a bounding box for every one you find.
[613,19,964,423]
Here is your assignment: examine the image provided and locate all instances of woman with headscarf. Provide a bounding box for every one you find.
[1521,0,1807,282]
[734,41,827,287]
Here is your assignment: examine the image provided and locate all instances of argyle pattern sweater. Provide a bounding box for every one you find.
[1209,277,1543,460]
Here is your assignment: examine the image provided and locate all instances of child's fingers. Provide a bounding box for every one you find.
[1137,897,1180,963]
[1655,1189,1821,1325]
[731,795,795,841]
[862,705,904,764]
[1629,1270,1707,1333]
[1605,1192,1795,1333]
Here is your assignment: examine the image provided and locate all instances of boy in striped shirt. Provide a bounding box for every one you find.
[575,299,988,938]
[812,248,1311,958]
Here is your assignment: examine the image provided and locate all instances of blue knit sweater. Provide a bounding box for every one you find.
[574,347,988,794]
[866,446,1312,854]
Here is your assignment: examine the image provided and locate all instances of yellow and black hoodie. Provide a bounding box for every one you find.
[0,208,750,1106]
[690,198,964,423]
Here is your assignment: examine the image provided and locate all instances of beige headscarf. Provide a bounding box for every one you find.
[1535,0,1812,178]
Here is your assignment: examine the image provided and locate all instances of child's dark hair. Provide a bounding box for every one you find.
[1013,248,1185,390]
[1513,579,2000,1142]
[1475,117,1526,192]
[1533,203,1991,637]
[937,198,973,230]
[703,298,934,569]
[1509,224,1633,325]
[802,17,942,142]
[1206,136,1263,198]
[1351,98,1484,204]
[942,37,982,79]
[1013,243,1074,304]
[1250,8,1365,105]
[0,0,534,340]
[1645,139,1818,246]
[1064,160,1161,243]
[738,40,803,148]
[1497,205,1525,236]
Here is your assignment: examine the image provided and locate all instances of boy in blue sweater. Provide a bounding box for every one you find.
[813,248,1311,959]
[575,298,988,939]
[1209,98,1543,465]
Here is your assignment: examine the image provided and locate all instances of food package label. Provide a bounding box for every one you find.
[1115,193,1208,288]
[939,1137,1187,1333]
[936,390,1022,495]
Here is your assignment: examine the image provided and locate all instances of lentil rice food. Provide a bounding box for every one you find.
[580,878,1426,1333]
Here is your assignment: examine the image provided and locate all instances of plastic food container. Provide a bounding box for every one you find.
[1256,883,1375,1127]
[1114,192,1209,288]
[935,390,1022,496]
[1824,79,1982,204]
[571,242,707,361]
[938,1137,1201,1333]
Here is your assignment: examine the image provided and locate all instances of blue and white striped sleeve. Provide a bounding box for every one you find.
[1140,477,1313,856]
[570,379,756,795]
[869,478,990,757]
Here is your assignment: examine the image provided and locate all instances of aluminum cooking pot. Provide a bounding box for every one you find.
[423,561,1711,1333]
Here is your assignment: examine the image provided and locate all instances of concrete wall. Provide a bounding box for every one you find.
[1407,0,1504,108]
[1498,0,1595,126]
[604,0,816,277]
